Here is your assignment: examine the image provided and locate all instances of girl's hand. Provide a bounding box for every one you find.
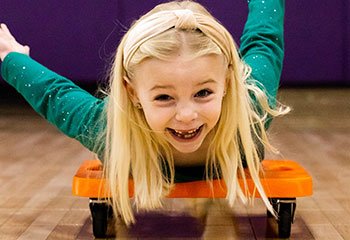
[0,23,30,61]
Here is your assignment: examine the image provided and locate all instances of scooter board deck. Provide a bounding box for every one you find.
[72,159,313,198]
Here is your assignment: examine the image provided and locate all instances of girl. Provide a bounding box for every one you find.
[0,0,288,225]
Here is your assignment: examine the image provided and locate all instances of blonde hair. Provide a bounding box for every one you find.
[101,0,289,225]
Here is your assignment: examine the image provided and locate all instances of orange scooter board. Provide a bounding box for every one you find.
[72,159,312,199]
[72,159,312,238]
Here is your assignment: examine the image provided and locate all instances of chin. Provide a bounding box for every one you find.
[170,142,203,154]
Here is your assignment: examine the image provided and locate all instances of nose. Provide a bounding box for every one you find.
[175,103,198,123]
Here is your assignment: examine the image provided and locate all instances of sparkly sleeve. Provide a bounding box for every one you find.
[240,0,285,106]
[1,52,106,154]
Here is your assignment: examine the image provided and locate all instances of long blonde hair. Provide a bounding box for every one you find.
[101,0,289,225]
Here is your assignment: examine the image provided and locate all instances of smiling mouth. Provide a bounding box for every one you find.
[167,125,203,139]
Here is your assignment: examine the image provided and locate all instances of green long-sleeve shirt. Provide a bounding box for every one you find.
[1,0,284,159]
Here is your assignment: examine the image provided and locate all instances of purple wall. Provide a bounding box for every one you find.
[0,0,349,86]
[283,0,349,86]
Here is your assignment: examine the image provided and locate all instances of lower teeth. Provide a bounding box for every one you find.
[181,133,195,139]
[173,127,200,139]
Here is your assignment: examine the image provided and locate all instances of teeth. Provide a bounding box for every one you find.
[188,129,196,134]
[171,126,201,139]
[174,126,199,135]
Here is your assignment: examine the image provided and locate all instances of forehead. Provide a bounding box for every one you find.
[133,53,227,87]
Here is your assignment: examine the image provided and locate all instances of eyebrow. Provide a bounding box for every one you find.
[149,79,217,91]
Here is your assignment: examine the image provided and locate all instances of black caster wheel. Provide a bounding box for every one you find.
[267,210,273,218]
[89,200,114,238]
[266,198,296,238]
[267,198,278,218]
[278,202,292,238]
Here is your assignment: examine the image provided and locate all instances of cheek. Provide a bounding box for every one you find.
[142,106,173,131]
[202,100,223,126]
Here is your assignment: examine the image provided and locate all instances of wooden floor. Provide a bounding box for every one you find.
[0,88,349,239]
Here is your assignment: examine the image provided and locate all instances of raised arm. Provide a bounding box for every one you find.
[240,0,285,105]
[0,25,106,154]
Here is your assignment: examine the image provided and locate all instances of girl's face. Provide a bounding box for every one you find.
[126,53,227,153]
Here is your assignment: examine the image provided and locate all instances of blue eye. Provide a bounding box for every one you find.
[195,89,213,98]
[155,95,172,101]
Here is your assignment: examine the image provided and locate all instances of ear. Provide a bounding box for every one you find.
[224,65,232,91]
[123,76,139,104]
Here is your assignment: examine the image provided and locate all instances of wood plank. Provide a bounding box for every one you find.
[307,224,344,240]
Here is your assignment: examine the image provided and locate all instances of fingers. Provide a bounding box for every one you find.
[0,23,13,38]
[0,23,8,32]
[3,24,11,35]
[1,23,9,31]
